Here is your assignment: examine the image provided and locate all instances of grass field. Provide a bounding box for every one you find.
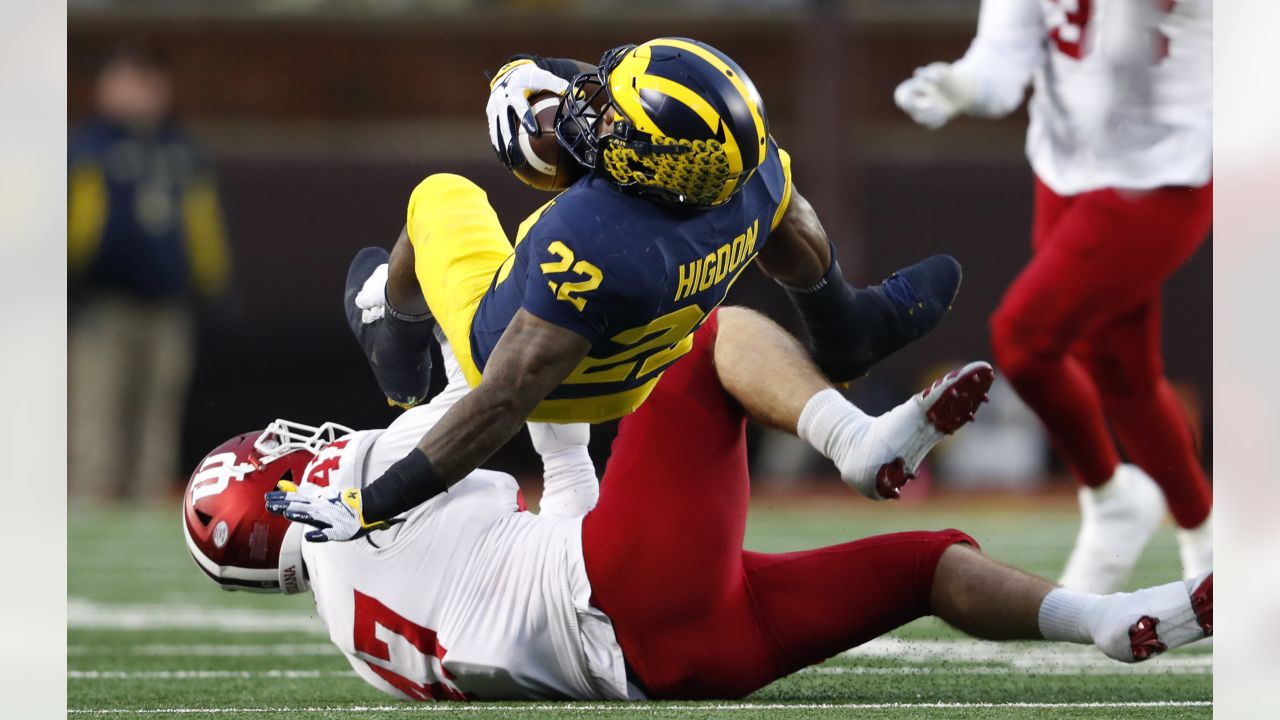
[68,493,1211,719]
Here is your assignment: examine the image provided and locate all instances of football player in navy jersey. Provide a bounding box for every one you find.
[275,38,964,541]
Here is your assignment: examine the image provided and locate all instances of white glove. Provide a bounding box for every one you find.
[354,263,389,325]
[264,481,400,543]
[893,62,976,130]
[487,59,570,168]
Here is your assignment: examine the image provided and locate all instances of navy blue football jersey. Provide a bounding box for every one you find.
[469,139,793,422]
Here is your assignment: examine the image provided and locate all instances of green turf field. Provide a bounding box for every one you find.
[68,496,1210,719]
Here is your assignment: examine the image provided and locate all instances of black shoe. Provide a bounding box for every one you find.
[345,247,435,409]
[814,254,962,382]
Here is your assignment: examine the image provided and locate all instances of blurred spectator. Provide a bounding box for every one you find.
[68,40,232,504]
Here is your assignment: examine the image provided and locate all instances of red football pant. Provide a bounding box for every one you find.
[990,178,1213,528]
[581,311,975,700]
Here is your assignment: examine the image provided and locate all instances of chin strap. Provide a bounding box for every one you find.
[277,520,310,595]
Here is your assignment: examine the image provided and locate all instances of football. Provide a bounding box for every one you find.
[510,90,582,192]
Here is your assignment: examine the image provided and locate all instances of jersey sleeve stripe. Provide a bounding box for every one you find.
[771,147,794,231]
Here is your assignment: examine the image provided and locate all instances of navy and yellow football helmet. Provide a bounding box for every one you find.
[555,38,769,208]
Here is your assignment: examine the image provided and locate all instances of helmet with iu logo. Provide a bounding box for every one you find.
[182,419,353,594]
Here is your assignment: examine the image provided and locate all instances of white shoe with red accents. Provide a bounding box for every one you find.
[1090,572,1213,663]
[1060,464,1168,594]
[836,361,994,500]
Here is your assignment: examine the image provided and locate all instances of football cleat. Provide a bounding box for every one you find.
[840,360,994,499]
[1059,464,1167,594]
[1092,572,1213,663]
[345,247,436,409]
[816,254,963,383]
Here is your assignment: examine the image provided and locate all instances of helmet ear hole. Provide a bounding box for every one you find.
[194,509,213,528]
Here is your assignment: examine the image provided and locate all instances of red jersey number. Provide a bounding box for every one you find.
[352,589,468,701]
[1048,0,1176,63]
[302,439,349,488]
[1049,0,1093,59]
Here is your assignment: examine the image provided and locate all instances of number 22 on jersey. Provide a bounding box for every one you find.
[537,239,710,387]
[540,240,603,312]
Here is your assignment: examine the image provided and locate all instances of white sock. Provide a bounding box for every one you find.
[797,388,873,472]
[1038,587,1099,644]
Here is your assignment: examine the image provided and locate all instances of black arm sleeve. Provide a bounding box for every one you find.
[507,54,596,83]
[359,449,446,523]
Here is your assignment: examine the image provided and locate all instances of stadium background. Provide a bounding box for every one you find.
[64,2,1215,717]
[67,0,1212,487]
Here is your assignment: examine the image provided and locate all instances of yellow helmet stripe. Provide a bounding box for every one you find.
[608,50,661,135]
[632,74,744,179]
[649,38,766,154]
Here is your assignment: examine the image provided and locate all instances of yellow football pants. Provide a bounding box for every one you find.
[404,173,512,388]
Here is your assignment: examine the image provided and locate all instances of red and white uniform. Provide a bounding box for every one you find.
[969,0,1215,535]
[955,0,1211,193]
[292,319,977,701]
[297,353,634,701]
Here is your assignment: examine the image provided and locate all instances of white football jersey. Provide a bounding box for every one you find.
[296,355,633,701]
[956,0,1211,194]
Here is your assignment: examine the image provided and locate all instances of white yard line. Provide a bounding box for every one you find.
[68,643,337,657]
[803,664,1210,676]
[841,636,1212,673]
[67,604,1210,677]
[67,598,327,634]
[67,701,1213,714]
[69,670,354,680]
[68,662,1211,681]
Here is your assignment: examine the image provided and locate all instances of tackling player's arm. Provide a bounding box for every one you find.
[267,226,598,541]
[356,224,627,526]
[358,310,590,524]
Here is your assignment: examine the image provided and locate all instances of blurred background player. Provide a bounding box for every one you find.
[894,0,1212,592]
[68,40,233,504]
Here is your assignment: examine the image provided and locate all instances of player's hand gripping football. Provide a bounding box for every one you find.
[893,62,976,130]
[265,481,401,543]
[487,58,570,169]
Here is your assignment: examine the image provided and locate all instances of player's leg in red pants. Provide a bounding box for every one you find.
[989,178,1212,528]
[581,310,975,699]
